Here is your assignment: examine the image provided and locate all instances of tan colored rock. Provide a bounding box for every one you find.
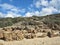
[27,29,37,34]
[51,30,59,37]
[3,31,13,41]
[0,30,4,39]
[40,29,51,33]
[12,31,17,40]
[13,30,24,40]
[25,33,36,39]
[24,33,32,39]
[31,33,36,38]
[0,43,3,45]
[16,32,24,40]
[2,27,12,32]
[21,30,28,34]
[35,32,47,38]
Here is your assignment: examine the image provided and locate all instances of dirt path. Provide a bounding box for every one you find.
[0,37,60,45]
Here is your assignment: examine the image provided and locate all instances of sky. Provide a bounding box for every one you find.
[0,0,60,18]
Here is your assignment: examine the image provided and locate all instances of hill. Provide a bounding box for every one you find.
[0,13,60,30]
[0,13,60,42]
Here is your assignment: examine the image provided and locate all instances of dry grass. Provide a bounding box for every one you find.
[0,36,60,45]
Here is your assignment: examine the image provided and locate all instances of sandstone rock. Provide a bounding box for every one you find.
[12,31,17,40]
[0,30,4,38]
[21,30,28,34]
[25,33,36,39]
[3,31,13,41]
[35,32,47,38]
[2,27,12,32]
[51,30,59,37]
[16,33,24,40]
[13,30,24,40]
[0,43,3,45]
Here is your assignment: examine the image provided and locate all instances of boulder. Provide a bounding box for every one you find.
[12,31,17,40]
[21,30,28,34]
[16,32,24,40]
[35,32,47,38]
[3,31,13,41]
[51,30,59,37]
[2,27,12,32]
[13,30,24,40]
[25,33,36,39]
[0,30,4,39]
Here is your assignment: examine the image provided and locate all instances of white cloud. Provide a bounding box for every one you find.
[35,0,49,8]
[24,6,59,17]
[5,14,14,18]
[0,3,14,10]
[41,0,48,6]
[35,0,60,11]
[24,11,40,17]
[35,1,41,8]
[5,11,21,18]
[24,12,33,17]
[33,0,60,16]
[25,6,59,17]
[0,12,4,17]
[19,9,26,13]
[34,11,40,16]
[0,3,21,13]
[0,0,60,17]
[0,3,26,13]
[50,0,60,10]
[26,7,59,17]
[0,3,25,17]
[39,7,59,16]
[0,12,21,18]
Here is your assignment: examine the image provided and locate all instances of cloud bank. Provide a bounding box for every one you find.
[0,3,25,18]
[0,0,60,17]
[24,0,60,17]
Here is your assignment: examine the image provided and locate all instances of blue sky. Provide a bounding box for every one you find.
[0,0,60,18]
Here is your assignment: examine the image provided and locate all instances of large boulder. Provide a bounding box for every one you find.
[24,33,36,39]
[0,30,4,39]
[13,30,24,40]
[21,30,28,34]
[51,30,59,37]
[2,27,12,32]
[35,32,47,38]
[3,31,13,41]
[12,31,17,40]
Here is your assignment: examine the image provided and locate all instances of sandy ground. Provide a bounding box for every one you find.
[0,36,60,45]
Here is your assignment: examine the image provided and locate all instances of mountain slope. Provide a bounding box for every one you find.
[0,13,60,30]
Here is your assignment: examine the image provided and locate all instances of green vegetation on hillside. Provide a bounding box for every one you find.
[0,13,60,29]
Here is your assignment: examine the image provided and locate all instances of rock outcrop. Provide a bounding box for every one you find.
[0,20,60,41]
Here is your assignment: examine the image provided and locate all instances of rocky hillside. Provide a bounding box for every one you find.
[0,14,60,41]
[0,13,60,30]
[12,13,60,30]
